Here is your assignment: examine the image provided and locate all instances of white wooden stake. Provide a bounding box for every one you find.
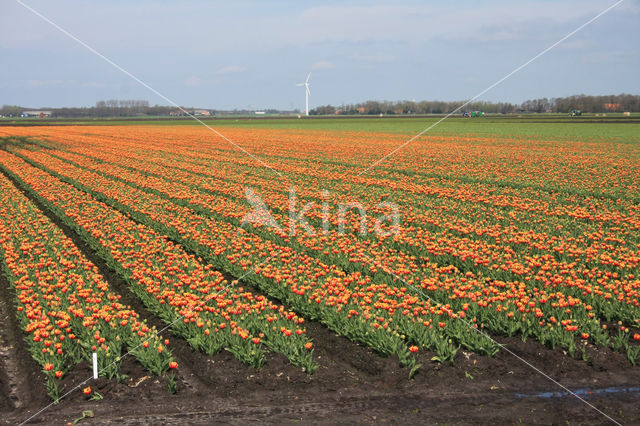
[92,352,98,379]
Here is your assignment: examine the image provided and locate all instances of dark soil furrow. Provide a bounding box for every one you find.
[0,256,49,415]
[0,167,210,393]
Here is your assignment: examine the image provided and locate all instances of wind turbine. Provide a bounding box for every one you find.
[296,72,311,116]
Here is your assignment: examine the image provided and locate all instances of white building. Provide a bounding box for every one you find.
[22,110,52,118]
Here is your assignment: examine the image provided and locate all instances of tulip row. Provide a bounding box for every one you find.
[0,171,175,400]
[13,146,635,360]
[52,135,639,325]
[14,124,634,201]
[39,136,640,311]
[4,145,562,360]
[0,151,317,375]
[3,146,496,372]
[39,125,639,229]
[1,126,638,367]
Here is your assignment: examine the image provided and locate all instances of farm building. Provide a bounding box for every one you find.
[22,110,52,118]
[170,109,211,116]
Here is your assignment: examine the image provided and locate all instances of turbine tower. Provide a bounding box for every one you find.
[296,72,311,116]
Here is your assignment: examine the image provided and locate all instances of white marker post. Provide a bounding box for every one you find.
[92,352,98,380]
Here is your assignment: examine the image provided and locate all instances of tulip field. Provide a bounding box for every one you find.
[1,117,639,423]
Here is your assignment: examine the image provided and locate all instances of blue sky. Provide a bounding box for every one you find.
[1,0,638,109]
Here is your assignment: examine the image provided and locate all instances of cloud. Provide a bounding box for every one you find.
[26,79,69,88]
[294,1,612,45]
[1,0,636,108]
[0,1,624,52]
[80,81,107,88]
[582,50,635,63]
[216,65,247,75]
[557,39,593,50]
[312,61,334,70]
[25,79,105,89]
[184,76,202,86]
[352,53,396,63]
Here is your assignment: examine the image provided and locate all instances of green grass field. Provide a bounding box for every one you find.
[2,114,639,141]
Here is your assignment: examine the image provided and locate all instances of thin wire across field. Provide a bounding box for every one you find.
[11,1,629,424]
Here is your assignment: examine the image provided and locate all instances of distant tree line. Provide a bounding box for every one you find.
[0,105,24,116]
[312,100,516,115]
[0,101,289,118]
[2,94,639,118]
[0,100,177,118]
[60,100,177,118]
[94,100,150,116]
[310,94,640,115]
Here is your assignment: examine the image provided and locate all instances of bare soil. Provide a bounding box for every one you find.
[2,285,640,425]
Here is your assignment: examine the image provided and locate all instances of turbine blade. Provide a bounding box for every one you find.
[306,72,311,83]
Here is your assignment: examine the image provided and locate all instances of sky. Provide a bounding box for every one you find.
[1,0,638,110]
